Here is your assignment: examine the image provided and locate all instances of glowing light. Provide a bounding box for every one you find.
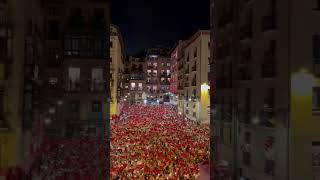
[44,118,51,124]
[157,100,160,103]
[124,99,127,101]
[291,69,315,96]
[201,83,210,92]
[49,108,56,114]
[189,98,192,102]
[57,100,64,106]
[144,100,147,104]
[251,116,259,124]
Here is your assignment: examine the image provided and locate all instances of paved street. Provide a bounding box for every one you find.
[110,105,210,179]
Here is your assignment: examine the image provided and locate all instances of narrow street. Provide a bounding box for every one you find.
[110,105,210,179]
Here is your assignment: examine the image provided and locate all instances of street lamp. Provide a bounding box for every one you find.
[291,69,315,96]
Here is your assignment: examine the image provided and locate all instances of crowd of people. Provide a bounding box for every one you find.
[27,137,107,179]
[110,105,210,179]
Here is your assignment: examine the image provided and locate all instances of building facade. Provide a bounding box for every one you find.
[126,55,146,104]
[0,0,46,174]
[211,0,320,179]
[170,40,186,109]
[42,0,110,138]
[110,24,124,116]
[183,30,210,122]
[145,48,171,104]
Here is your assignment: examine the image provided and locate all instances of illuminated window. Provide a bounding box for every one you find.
[131,83,136,88]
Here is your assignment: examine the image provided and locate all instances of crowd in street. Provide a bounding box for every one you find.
[27,137,107,180]
[110,104,210,179]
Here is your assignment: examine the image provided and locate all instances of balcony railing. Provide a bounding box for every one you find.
[192,65,197,72]
[160,73,170,78]
[240,23,252,40]
[243,152,251,166]
[261,15,277,32]
[259,108,275,128]
[191,79,196,86]
[0,13,12,29]
[89,79,105,92]
[0,114,9,130]
[184,82,189,87]
[65,79,80,92]
[261,51,276,78]
[240,48,252,65]
[160,81,170,85]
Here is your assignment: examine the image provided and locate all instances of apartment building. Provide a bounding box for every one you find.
[110,24,124,116]
[170,40,186,109]
[211,0,320,179]
[183,30,210,122]
[125,55,146,104]
[42,0,110,138]
[0,0,46,175]
[145,48,171,104]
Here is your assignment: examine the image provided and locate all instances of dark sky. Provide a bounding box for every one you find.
[111,0,210,55]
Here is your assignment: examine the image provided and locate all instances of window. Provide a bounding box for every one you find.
[193,112,196,117]
[0,38,7,57]
[264,88,275,108]
[194,48,197,58]
[64,34,107,58]
[92,101,102,112]
[313,87,320,111]
[313,35,320,59]
[110,41,113,48]
[167,63,171,67]
[314,61,320,77]
[49,77,58,85]
[48,20,59,40]
[48,7,59,16]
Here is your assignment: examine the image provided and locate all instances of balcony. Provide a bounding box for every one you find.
[192,65,197,72]
[258,108,276,128]
[240,48,252,66]
[243,152,251,166]
[240,24,252,40]
[65,79,80,92]
[239,112,251,124]
[89,79,105,93]
[160,73,170,78]
[160,80,170,85]
[261,15,276,32]
[239,67,252,81]
[0,114,9,130]
[261,51,276,78]
[0,13,12,29]
[191,79,196,86]
[218,12,233,28]
[184,81,189,87]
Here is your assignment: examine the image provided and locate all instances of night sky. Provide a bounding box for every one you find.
[111,0,210,55]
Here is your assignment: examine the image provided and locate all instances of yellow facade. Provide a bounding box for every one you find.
[110,25,124,117]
